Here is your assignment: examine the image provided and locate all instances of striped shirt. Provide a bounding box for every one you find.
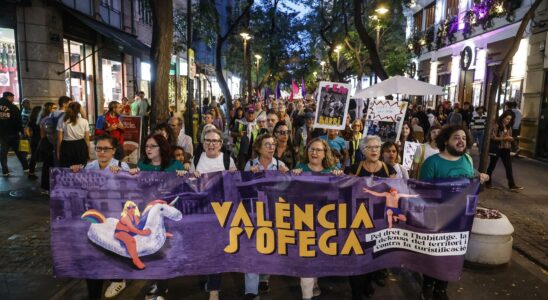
[470,113,486,130]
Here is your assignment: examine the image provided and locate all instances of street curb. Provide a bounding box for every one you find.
[513,245,548,272]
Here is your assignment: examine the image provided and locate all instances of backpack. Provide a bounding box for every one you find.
[95,114,106,136]
[44,112,64,145]
[193,152,230,171]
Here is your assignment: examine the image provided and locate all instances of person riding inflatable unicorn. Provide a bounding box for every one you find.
[82,198,182,269]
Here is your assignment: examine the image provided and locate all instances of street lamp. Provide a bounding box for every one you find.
[375,6,389,15]
[254,54,262,88]
[240,32,252,99]
[334,45,343,71]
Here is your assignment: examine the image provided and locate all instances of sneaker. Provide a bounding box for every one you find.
[209,290,219,300]
[432,288,449,300]
[40,190,49,195]
[145,295,165,300]
[23,169,29,173]
[244,293,259,300]
[509,185,524,191]
[420,284,434,300]
[105,280,126,298]
[258,281,270,294]
[2,172,9,177]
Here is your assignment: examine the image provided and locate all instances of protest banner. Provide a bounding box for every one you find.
[120,116,142,164]
[314,81,351,130]
[402,142,421,170]
[363,100,408,142]
[51,169,479,281]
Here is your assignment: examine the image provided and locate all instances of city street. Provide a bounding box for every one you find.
[0,153,546,300]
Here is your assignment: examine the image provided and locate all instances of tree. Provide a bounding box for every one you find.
[479,0,543,171]
[149,0,174,127]
[209,0,255,113]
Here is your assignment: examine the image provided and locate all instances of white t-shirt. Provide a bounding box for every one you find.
[392,163,409,180]
[85,158,130,171]
[177,131,194,155]
[413,143,439,164]
[191,152,236,173]
[60,117,89,141]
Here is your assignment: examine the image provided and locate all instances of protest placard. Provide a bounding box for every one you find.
[314,81,351,130]
[363,100,408,142]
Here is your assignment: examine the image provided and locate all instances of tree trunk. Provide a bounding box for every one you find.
[214,35,233,114]
[479,0,543,171]
[149,0,174,128]
[352,0,388,80]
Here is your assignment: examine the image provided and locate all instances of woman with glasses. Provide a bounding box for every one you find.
[349,119,364,166]
[347,135,396,300]
[189,128,236,300]
[69,135,130,300]
[292,137,342,300]
[273,121,298,169]
[242,133,289,299]
[130,134,186,175]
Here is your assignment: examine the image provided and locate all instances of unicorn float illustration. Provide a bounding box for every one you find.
[81,197,182,269]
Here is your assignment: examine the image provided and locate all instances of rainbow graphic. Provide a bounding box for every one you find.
[81,209,106,223]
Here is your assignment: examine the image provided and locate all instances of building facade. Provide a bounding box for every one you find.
[1,0,153,125]
[404,0,548,158]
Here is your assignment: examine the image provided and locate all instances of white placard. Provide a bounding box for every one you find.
[402,142,421,170]
[313,81,351,130]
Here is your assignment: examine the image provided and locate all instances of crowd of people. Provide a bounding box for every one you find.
[0,89,526,300]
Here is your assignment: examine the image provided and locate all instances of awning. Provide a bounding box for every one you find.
[61,6,150,57]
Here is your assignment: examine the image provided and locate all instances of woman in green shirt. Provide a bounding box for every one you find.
[130,133,185,174]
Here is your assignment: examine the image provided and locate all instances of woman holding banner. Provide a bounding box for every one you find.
[273,121,298,169]
[347,135,396,299]
[397,121,419,161]
[292,138,343,300]
[381,141,409,180]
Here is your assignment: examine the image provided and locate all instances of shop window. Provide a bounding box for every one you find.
[446,0,459,18]
[413,10,423,32]
[0,28,20,104]
[425,3,436,29]
[63,39,96,124]
[102,58,124,110]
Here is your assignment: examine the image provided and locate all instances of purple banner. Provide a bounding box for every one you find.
[50,169,479,281]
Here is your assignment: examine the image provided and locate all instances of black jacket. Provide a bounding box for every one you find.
[0,97,22,137]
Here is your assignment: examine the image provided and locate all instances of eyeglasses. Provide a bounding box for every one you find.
[128,206,136,209]
[263,142,278,148]
[204,139,222,145]
[365,145,381,151]
[275,130,289,135]
[308,148,325,153]
[95,146,114,153]
[145,144,159,149]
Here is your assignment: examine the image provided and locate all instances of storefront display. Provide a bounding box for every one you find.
[102,58,123,109]
[0,28,19,102]
[64,39,95,122]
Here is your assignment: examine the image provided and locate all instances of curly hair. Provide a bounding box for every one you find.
[435,125,472,152]
[303,137,337,169]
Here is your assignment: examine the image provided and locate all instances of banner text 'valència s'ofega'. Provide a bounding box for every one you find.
[50,169,480,281]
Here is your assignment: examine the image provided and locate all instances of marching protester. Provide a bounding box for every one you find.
[57,101,90,167]
[244,133,289,299]
[266,110,279,133]
[292,137,343,300]
[26,105,42,180]
[168,116,194,156]
[103,101,125,160]
[411,124,442,179]
[485,111,523,191]
[419,125,489,300]
[190,128,237,300]
[347,135,396,299]
[273,121,298,169]
[0,91,29,177]
[349,119,364,166]
[397,121,419,160]
[382,141,409,179]
[69,134,130,300]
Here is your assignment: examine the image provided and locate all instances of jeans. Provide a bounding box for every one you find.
[473,130,485,154]
[486,148,516,187]
[244,273,259,295]
[0,134,29,174]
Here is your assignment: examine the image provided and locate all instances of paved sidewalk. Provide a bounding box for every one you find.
[0,154,546,299]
